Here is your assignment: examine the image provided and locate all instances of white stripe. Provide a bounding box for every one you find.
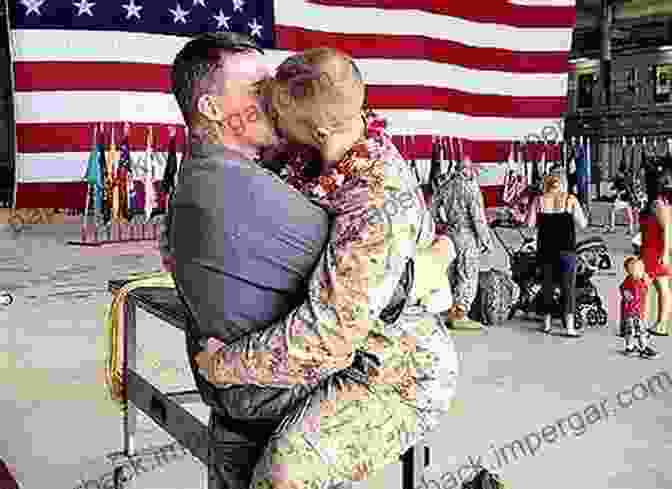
[12,31,568,98]
[17,153,507,185]
[376,110,564,141]
[273,0,574,52]
[15,91,185,125]
[14,92,564,140]
[341,59,567,98]
[16,152,182,182]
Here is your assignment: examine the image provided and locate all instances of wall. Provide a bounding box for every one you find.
[565,46,672,180]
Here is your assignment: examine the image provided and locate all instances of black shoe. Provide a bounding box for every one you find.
[623,346,638,357]
[640,346,661,359]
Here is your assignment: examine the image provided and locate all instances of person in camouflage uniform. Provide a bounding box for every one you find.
[431,161,493,328]
[175,45,458,489]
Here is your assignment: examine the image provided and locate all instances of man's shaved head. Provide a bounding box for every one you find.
[171,32,278,155]
[171,32,264,123]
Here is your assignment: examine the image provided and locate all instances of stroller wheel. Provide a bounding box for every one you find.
[598,254,612,270]
[586,307,600,328]
[575,306,589,329]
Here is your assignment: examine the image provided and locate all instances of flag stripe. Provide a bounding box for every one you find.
[16,123,186,153]
[306,0,576,28]
[13,92,562,137]
[15,64,567,119]
[16,152,183,183]
[15,153,509,185]
[12,33,569,97]
[13,22,572,64]
[275,0,574,50]
[10,0,574,201]
[274,26,570,74]
[16,124,562,161]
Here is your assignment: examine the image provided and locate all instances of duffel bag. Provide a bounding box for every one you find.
[469,269,520,326]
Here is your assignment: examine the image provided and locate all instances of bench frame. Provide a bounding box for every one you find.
[109,282,430,489]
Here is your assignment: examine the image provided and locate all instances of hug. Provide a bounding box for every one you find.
[163,32,459,488]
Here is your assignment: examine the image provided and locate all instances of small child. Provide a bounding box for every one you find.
[620,256,660,358]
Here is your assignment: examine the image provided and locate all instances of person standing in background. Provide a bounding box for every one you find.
[526,175,588,336]
[431,158,492,329]
[639,166,672,337]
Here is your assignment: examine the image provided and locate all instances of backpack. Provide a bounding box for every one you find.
[469,269,520,326]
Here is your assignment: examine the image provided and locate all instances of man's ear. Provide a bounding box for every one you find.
[197,94,222,122]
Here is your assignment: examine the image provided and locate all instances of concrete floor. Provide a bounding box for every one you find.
[1,222,670,489]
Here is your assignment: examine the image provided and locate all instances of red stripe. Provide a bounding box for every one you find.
[15,63,565,119]
[16,123,186,153]
[389,135,562,162]
[275,27,570,74]
[16,38,569,91]
[14,182,88,209]
[367,85,566,118]
[308,0,576,29]
[15,62,174,92]
[16,123,562,162]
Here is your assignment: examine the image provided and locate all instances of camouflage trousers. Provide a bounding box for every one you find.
[248,307,458,489]
[447,232,480,310]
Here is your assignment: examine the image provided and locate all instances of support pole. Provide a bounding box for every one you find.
[597,0,614,201]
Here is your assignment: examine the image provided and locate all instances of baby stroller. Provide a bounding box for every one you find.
[490,220,612,328]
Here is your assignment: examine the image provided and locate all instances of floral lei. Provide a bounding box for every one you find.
[280,112,390,198]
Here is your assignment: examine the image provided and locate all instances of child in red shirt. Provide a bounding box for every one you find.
[620,256,660,358]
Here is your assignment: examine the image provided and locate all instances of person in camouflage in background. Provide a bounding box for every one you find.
[431,158,493,329]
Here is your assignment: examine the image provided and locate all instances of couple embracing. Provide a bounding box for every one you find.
[163,32,458,489]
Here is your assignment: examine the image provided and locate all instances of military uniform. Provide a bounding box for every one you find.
[431,171,492,312]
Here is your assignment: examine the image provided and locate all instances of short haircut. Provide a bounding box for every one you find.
[171,32,263,121]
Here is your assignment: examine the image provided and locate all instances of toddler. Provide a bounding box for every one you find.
[620,256,660,358]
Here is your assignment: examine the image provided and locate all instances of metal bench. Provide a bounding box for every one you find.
[108,279,430,489]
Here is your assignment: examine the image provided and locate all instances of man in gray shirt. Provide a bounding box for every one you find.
[164,33,331,488]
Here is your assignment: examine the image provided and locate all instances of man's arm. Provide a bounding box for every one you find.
[198,159,400,388]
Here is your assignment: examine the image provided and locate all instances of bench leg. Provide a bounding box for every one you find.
[122,296,138,457]
[114,297,139,489]
[401,441,430,489]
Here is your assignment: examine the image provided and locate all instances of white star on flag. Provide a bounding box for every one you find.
[193,0,206,6]
[248,18,262,38]
[213,9,231,30]
[169,3,190,24]
[122,0,143,19]
[21,0,46,16]
[232,0,244,13]
[73,0,96,16]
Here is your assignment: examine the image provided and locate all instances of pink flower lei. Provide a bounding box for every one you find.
[281,113,389,195]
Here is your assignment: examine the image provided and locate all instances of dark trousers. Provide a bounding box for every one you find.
[541,252,577,316]
[185,329,313,488]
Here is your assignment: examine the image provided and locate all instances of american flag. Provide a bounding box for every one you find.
[10,0,575,208]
